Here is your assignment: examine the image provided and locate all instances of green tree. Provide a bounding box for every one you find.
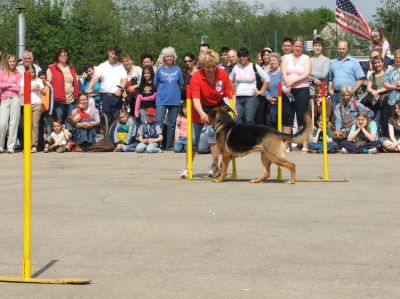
[374,0,400,50]
[118,0,202,61]
[67,0,121,72]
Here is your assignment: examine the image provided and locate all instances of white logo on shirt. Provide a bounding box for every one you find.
[160,70,178,83]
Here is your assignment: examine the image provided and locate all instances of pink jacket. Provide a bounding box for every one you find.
[134,93,157,117]
[0,70,22,100]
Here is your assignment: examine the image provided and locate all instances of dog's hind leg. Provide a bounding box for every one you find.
[250,153,271,184]
[213,153,231,182]
[268,155,296,184]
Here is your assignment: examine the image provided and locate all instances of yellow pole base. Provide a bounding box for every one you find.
[0,276,91,284]
[295,177,348,182]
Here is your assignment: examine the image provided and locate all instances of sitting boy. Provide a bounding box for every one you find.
[135,107,163,153]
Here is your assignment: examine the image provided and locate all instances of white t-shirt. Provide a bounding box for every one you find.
[229,63,269,97]
[95,61,127,93]
[51,130,69,146]
[20,78,44,105]
[127,65,143,84]
[370,40,391,56]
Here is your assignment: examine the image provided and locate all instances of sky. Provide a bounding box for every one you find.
[197,0,380,21]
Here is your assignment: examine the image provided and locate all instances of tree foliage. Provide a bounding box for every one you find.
[374,0,400,50]
[0,0,355,74]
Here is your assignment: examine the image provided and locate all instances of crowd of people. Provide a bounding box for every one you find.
[0,27,399,177]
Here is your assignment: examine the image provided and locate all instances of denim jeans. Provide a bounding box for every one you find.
[122,142,138,152]
[101,94,122,124]
[155,105,179,149]
[54,102,76,129]
[0,95,21,150]
[340,140,381,153]
[235,96,258,125]
[308,141,338,153]
[136,142,162,153]
[173,137,187,153]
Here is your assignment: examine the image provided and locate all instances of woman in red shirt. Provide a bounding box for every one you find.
[180,49,235,178]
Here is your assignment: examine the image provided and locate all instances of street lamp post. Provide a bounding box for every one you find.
[16,6,26,59]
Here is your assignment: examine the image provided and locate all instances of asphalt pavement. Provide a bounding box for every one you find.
[0,151,399,298]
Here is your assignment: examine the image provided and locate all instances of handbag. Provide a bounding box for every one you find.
[361,73,377,108]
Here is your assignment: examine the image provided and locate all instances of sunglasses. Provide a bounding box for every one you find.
[184,59,193,63]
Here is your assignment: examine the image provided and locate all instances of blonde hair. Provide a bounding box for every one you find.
[198,49,219,66]
[4,54,17,76]
[340,85,354,97]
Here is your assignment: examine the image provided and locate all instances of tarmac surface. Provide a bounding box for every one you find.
[0,151,399,298]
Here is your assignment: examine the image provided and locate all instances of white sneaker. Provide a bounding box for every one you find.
[7,148,14,154]
[301,148,308,153]
[341,148,348,154]
[31,146,37,153]
[291,143,298,151]
[368,148,378,154]
[0,147,4,153]
[180,169,188,179]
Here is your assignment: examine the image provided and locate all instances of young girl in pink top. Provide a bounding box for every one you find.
[0,54,22,153]
[173,103,188,153]
[134,65,157,123]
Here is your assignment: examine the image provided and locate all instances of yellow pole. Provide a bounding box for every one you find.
[22,71,32,279]
[277,82,283,180]
[321,83,329,181]
[0,71,91,283]
[229,98,237,179]
[186,86,193,179]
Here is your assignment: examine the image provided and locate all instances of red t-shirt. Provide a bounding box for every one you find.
[189,67,233,123]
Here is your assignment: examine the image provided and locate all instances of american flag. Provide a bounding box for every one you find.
[336,0,371,40]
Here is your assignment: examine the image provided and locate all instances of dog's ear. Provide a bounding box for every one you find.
[208,107,218,121]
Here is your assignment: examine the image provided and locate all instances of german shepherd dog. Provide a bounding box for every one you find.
[208,106,313,184]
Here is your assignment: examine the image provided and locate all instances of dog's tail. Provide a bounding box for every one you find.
[281,113,313,144]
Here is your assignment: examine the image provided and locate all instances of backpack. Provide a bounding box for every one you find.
[252,63,263,90]
[87,138,114,152]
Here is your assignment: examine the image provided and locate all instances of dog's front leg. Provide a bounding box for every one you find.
[212,154,231,183]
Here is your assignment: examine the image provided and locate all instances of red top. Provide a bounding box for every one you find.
[189,67,233,123]
[48,63,80,103]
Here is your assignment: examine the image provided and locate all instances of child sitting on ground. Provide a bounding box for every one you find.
[340,111,381,154]
[113,110,138,152]
[307,117,338,153]
[173,103,187,153]
[136,107,163,153]
[45,118,70,153]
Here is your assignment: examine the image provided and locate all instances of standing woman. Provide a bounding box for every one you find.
[264,52,282,127]
[384,49,400,136]
[180,49,235,178]
[182,52,197,85]
[230,47,269,125]
[309,36,330,97]
[260,47,272,72]
[366,56,388,135]
[0,54,22,153]
[46,48,80,125]
[154,47,184,150]
[281,36,312,152]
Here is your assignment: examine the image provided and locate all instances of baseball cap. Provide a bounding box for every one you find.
[146,107,156,115]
